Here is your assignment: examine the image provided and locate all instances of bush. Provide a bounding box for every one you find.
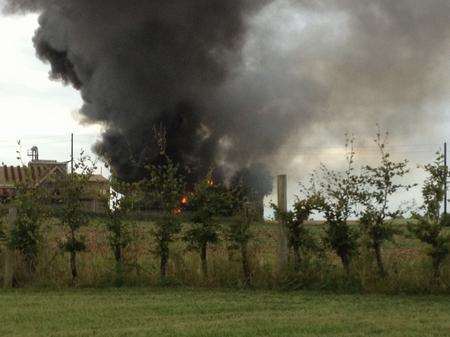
[358,131,414,278]
[273,195,321,271]
[314,136,359,275]
[54,154,95,285]
[9,183,49,278]
[140,157,185,283]
[409,152,450,282]
[184,175,235,279]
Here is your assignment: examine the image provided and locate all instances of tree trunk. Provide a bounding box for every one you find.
[340,252,351,276]
[374,242,386,278]
[69,229,78,286]
[293,244,301,272]
[241,243,251,288]
[200,242,208,279]
[160,242,169,283]
[70,250,77,285]
[432,257,442,285]
[114,245,124,287]
[25,254,37,278]
[114,245,123,264]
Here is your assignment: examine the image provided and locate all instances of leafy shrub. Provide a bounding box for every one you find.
[273,195,321,271]
[54,153,95,285]
[140,157,185,283]
[314,136,359,275]
[358,131,414,277]
[9,184,48,277]
[226,203,257,288]
[184,175,235,278]
[105,178,136,286]
[409,152,450,282]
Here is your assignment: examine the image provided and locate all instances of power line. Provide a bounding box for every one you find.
[293,143,441,151]
[291,149,439,157]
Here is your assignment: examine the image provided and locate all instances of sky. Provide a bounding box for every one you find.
[0,13,102,168]
[1,4,449,219]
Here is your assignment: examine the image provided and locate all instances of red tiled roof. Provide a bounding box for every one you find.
[0,166,29,187]
[0,164,65,188]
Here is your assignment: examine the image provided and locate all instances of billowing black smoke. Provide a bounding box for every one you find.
[3,0,450,199]
[231,163,273,199]
[2,0,273,192]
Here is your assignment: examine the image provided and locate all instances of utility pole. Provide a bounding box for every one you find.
[277,174,288,272]
[445,142,448,215]
[71,133,74,174]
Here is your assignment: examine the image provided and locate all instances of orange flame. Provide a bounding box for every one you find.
[181,196,188,205]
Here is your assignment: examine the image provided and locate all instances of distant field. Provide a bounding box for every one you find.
[2,216,449,292]
[0,288,449,337]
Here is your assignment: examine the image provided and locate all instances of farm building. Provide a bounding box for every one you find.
[0,153,109,213]
[83,173,110,213]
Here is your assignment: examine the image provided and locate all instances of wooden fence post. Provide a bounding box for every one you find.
[3,207,17,289]
[277,175,288,271]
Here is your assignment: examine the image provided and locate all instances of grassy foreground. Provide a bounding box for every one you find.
[1,289,449,337]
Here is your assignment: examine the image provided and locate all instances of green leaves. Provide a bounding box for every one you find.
[60,236,87,253]
[408,151,450,280]
[52,153,96,283]
[273,195,322,259]
[110,183,139,255]
[140,158,185,213]
[357,131,414,276]
[184,175,237,253]
[312,135,359,273]
[139,156,186,281]
[9,180,49,275]
[184,222,220,251]
[420,152,448,222]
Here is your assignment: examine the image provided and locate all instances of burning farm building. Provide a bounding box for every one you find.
[0,1,276,201]
[3,0,450,205]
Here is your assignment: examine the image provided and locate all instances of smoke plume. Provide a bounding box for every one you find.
[1,0,271,187]
[2,0,450,195]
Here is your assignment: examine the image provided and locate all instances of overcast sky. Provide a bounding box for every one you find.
[0,13,101,167]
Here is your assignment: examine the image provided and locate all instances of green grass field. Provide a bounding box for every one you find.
[1,288,449,337]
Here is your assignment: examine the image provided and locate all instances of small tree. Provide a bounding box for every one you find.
[409,152,450,281]
[272,194,321,271]
[184,174,234,278]
[9,183,48,276]
[226,202,257,288]
[141,157,185,283]
[5,141,49,277]
[54,153,95,285]
[315,137,359,275]
[358,131,414,277]
[105,177,135,286]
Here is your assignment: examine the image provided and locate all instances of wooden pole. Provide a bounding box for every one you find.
[71,133,74,174]
[3,207,17,288]
[444,142,447,215]
[277,175,288,271]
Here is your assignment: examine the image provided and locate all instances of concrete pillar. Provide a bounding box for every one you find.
[277,175,288,271]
